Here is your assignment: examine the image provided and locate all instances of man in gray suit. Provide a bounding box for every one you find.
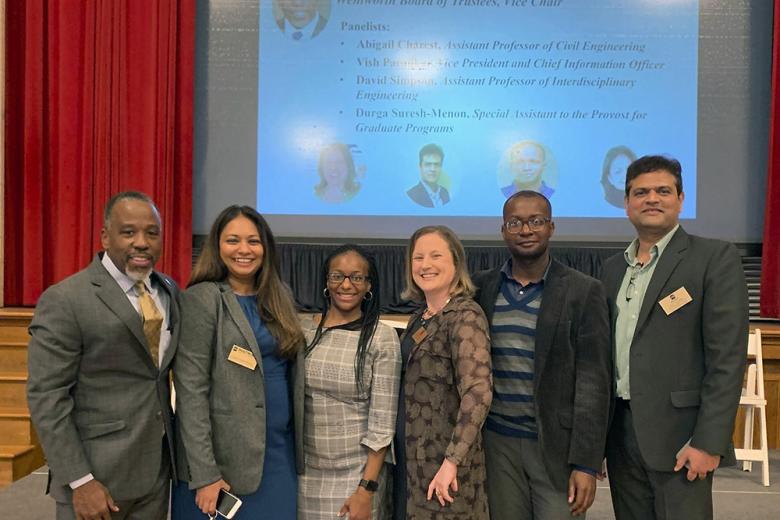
[27,191,179,520]
[600,155,748,519]
[473,191,611,519]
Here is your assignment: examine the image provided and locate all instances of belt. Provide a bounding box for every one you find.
[616,398,631,410]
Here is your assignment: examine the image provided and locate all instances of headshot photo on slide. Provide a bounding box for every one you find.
[314,143,363,204]
[497,140,558,199]
[601,145,637,208]
[406,143,452,208]
[273,0,331,40]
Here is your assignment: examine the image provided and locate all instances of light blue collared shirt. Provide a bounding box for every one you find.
[421,181,444,208]
[614,225,679,399]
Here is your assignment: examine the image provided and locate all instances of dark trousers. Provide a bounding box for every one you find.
[606,400,713,520]
[484,429,575,520]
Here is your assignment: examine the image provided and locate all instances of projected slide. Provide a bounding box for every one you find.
[258,0,698,218]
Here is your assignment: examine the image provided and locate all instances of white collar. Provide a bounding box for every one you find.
[284,14,319,40]
[101,252,153,294]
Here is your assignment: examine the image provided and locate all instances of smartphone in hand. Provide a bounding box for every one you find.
[208,488,242,519]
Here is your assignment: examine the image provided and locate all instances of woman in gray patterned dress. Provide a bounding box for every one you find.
[299,244,401,520]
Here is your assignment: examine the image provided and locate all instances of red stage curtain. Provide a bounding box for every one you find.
[4,0,194,306]
[761,0,780,318]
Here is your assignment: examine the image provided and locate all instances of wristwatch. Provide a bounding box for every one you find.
[358,479,379,492]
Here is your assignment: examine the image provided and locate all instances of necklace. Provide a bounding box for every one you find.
[422,296,451,321]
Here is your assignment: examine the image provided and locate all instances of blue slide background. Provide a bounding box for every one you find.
[258,0,698,218]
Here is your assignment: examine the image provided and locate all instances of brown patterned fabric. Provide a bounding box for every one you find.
[401,296,493,519]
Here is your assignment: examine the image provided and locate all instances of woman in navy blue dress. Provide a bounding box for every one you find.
[172,205,304,519]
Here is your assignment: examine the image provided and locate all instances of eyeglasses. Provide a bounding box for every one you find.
[625,264,642,302]
[503,217,551,234]
[327,272,369,285]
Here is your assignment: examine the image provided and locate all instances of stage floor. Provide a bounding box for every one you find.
[2,454,779,519]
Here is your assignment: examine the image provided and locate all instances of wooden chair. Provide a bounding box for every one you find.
[735,329,770,486]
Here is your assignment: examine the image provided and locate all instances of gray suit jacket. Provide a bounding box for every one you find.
[174,281,305,495]
[473,259,612,490]
[600,227,748,471]
[27,254,180,502]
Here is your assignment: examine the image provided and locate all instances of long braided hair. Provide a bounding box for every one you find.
[306,244,381,395]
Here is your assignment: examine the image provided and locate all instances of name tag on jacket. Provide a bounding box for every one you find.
[412,326,427,344]
[659,287,693,315]
[228,345,258,370]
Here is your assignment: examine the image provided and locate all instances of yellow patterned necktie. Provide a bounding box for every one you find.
[135,280,162,367]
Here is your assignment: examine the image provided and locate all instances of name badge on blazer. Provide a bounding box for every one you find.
[228,345,258,370]
[658,287,693,316]
[412,326,427,344]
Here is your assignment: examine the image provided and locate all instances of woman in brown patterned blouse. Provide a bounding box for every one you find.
[392,225,493,520]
